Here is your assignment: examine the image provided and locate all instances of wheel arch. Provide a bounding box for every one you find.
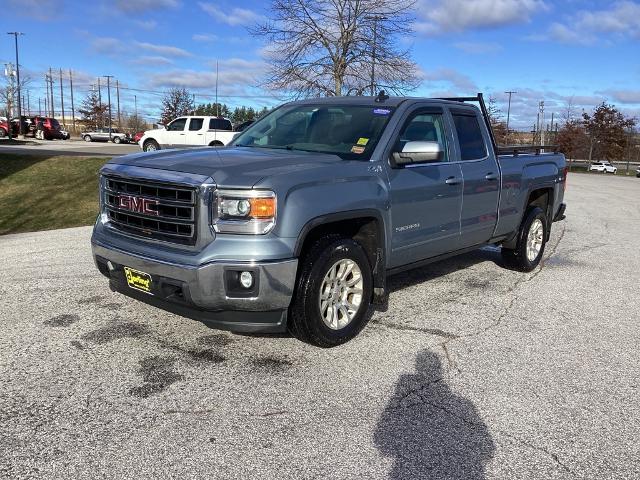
[294,210,387,301]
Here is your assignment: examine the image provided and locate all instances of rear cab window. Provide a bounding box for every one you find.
[209,118,232,131]
[188,118,204,131]
[451,112,487,160]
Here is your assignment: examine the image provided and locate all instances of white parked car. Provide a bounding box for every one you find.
[139,116,236,152]
[589,161,617,174]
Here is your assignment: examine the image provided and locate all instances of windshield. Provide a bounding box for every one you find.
[233,104,395,160]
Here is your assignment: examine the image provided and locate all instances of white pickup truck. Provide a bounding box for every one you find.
[139,116,236,152]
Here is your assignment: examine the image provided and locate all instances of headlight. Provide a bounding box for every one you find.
[212,189,276,234]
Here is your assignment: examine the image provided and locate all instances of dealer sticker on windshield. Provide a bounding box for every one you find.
[373,108,391,115]
[124,267,153,294]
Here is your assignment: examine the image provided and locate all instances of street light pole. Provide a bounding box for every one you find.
[7,32,25,137]
[504,91,516,141]
[104,75,113,141]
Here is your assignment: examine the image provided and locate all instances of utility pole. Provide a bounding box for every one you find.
[366,15,386,96]
[7,32,25,137]
[539,101,545,146]
[26,90,30,115]
[59,68,65,128]
[104,75,113,141]
[38,97,41,116]
[116,79,121,128]
[69,70,76,133]
[504,91,517,141]
[49,67,55,118]
[97,77,102,127]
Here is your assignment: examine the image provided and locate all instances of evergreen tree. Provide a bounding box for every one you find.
[78,89,109,128]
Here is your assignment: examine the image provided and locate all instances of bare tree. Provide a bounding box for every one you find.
[160,88,194,124]
[251,0,420,97]
[0,70,31,118]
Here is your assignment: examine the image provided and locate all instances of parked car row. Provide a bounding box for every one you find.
[0,115,69,140]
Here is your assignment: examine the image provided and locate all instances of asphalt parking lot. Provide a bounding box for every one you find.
[1,173,639,479]
[0,138,139,156]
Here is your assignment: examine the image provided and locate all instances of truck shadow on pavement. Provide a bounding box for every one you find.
[374,350,495,479]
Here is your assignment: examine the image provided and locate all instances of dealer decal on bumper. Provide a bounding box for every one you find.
[124,267,153,294]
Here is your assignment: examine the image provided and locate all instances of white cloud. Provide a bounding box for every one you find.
[114,0,179,12]
[90,37,125,54]
[134,42,192,57]
[198,2,264,26]
[599,90,640,104]
[415,0,547,35]
[192,33,219,42]
[7,0,57,20]
[421,68,478,93]
[453,42,502,54]
[132,56,174,66]
[537,1,640,45]
[134,20,158,30]
[146,58,268,97]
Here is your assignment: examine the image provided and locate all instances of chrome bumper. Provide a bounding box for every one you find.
[91,239,298,333]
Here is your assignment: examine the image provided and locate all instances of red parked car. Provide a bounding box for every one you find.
[0,118,8,137]
[132,130,145,143]
[29,116,65,140]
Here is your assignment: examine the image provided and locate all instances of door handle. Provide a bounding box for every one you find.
[197,133,203,135]
[445,176,462,185]
[179,133,185,135]
[485,172,498,181]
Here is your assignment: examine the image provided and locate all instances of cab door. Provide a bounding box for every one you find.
[386,106,463,268]
[162,117,188,148]
[185,117,205,146]
[449,109,500,247]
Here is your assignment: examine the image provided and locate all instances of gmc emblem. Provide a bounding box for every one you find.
[117,195,159,216]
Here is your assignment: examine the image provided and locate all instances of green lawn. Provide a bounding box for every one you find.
[0,155,109,235]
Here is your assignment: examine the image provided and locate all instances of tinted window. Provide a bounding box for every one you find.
[209,118,232,131]
[452,114,486,160]
[189,118,204,131]
[397,112,448,162]
[167,118,187,131]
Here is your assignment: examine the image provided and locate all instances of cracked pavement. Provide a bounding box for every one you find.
[1,173,639,479]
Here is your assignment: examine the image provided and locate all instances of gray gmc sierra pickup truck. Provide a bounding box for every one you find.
[92,93,567,347]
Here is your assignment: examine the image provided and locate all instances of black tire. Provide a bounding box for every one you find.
[0,128,6,138]
[143,139,160,152]
[289,235,373,348]
[84,135,92,142]
[113,136,121,144]
[501,206,547,272]
[209,141,224,147]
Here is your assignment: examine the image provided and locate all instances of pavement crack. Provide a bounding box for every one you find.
[371,319,460,339]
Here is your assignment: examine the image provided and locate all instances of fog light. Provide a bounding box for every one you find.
[240,271,253,288]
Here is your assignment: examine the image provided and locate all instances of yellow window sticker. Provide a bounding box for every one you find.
[357,137,369,146]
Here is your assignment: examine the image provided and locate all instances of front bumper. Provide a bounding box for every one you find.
[92,239,298,333]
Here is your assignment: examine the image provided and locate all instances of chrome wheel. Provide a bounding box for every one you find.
[526,219,544,262]
[318,259,364,330]
[145,143,156,152]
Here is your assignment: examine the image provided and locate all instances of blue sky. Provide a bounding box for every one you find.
[2,0,639,129]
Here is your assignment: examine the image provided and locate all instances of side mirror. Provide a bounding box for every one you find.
[392,141,444,166]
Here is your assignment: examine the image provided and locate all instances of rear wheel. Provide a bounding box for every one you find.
[502,206,547,272]
[84,135,92,142]
[143,139,160,152]
[0,129,5,138]
[209,140,224,147]
[113,136,121,144]
[289,236,373,347]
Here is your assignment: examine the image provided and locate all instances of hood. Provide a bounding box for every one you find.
[106,146,343,188]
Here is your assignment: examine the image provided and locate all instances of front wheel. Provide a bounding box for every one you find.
[289,236,373,347]
[502,206,547,272]
[143,139,160,152]
[113,136,121,144]
[84,135,92,142]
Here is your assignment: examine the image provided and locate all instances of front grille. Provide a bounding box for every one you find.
[104,176,198,245]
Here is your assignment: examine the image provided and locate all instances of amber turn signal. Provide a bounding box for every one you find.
[249,198,276,218]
